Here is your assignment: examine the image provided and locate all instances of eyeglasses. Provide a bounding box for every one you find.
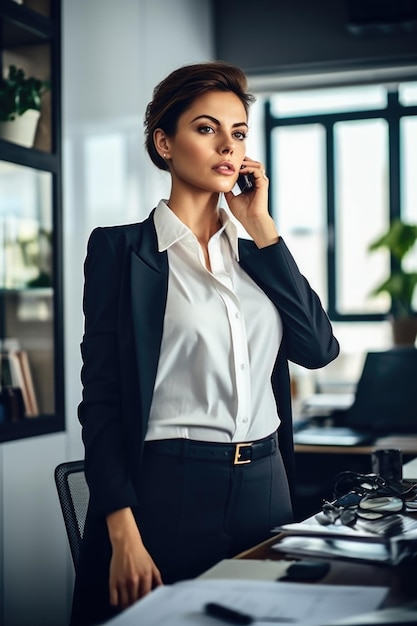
[318,493,405,526]
[316,471,417,531]
[333,471,416,499]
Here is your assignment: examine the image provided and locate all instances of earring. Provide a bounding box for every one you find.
[163,154,167,159]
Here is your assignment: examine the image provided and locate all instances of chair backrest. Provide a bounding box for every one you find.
[54,460,89,570]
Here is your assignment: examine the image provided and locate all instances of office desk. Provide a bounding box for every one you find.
[293,435,417,520]
[295,434,417,456]
[236,455,417,607]
[236,532,417,607]
[105,459,417,625]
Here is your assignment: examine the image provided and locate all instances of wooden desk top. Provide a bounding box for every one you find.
[236,532,417,607]
[295,434,417,455]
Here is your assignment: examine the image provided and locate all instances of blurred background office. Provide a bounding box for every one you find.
[0,0,416,624]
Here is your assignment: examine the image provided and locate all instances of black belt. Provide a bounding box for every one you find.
[144,434,277,465]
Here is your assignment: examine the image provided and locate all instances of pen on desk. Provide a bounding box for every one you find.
[204,602,296,624]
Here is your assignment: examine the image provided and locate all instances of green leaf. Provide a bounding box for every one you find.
[370,271,417,316]
[368,219,417,261]
[0,64,50,121]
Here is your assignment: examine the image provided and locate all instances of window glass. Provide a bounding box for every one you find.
[400,116,417,309]
[270,85,386,117]
[399,82,417,106]
[271,124,327,301]
[334,119,389,315]
[401,116,417,223]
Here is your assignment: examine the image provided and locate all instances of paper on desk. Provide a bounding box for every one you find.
[198,558,295,580]
[302,393,355,412]
[273,513,417,543]
[272,513,417,565]
[272,536,396,564]
[106,578,388,626]
[326,603,417,625]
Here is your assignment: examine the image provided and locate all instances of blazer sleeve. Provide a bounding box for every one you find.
[239,238,339,369]
[78,227,139,518]
[240,238,339,502]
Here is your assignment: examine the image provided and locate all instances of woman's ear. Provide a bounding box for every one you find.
[153,129,171,161]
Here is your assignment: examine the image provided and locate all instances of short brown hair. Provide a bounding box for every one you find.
[144,61,255,171]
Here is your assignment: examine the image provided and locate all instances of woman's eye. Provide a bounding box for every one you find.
[198,125,214,134]
[234,130,247,140]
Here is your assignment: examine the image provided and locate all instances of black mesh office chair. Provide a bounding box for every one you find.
[54,460,89,570]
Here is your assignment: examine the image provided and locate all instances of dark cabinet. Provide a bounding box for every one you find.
[0,0,64,442]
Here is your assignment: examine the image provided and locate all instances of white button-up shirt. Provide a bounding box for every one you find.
[145,200,283,443]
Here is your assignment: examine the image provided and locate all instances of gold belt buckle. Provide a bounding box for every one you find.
[234,442,252,465]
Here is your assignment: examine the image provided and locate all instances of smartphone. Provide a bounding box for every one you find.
[237,172,256,194]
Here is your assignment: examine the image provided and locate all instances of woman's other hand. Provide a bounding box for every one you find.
[106,508,163,608]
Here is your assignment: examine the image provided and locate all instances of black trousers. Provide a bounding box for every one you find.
[70,435,293,626]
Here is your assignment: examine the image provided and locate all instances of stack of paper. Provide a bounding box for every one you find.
[272,513,417,565]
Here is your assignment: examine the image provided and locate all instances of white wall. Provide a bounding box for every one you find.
[0,2,214,625]
[62,0,214,457]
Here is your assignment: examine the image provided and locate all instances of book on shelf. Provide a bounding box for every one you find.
[10,350,39,417]
[1,339,39,418]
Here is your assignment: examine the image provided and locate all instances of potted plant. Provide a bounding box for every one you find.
[368,218,417,346]
[0,65,50,148]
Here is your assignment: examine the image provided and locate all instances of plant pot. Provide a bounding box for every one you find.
[0,109,40,148]
[391,317,417,347]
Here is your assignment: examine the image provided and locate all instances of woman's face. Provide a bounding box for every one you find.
[159,90,248,194]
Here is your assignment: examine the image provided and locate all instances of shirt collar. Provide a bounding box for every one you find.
[153,199,240,260]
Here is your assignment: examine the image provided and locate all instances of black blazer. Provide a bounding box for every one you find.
[78,210,339,519]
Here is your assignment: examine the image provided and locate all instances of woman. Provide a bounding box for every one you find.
[71,61,339,626]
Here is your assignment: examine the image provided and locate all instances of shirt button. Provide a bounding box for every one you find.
[240,363,246,370]
[242,417,248,423]
[234,311,240,319]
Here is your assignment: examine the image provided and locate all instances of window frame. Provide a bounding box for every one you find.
[264,87,417,322]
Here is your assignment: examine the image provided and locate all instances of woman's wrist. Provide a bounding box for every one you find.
[245,214,279,248]
[106,507,141,546]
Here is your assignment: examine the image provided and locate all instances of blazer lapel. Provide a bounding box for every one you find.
[130,216,168,427]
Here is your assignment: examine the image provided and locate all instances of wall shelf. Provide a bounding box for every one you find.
[0,2,53,46]
[0,0,63,444]
[0,138,58,169]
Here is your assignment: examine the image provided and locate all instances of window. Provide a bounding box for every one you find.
[334,119,389,316]
[271,124,327,302]
[270,85,387,116]
[265,82,417,321]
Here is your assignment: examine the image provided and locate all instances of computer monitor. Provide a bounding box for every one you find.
[342,348,417,433]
